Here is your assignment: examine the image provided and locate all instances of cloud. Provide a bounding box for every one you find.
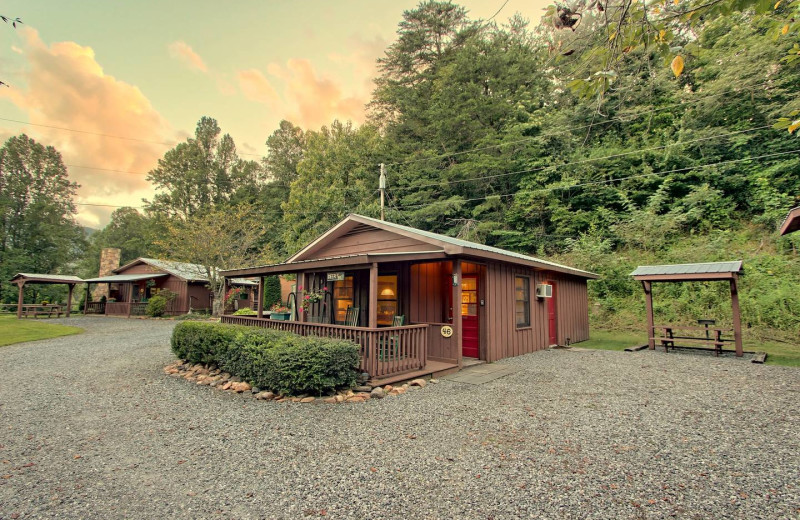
[167,41,208,73]
[239,34,386,131]
[0,28,171,227]
[237,68,279,105]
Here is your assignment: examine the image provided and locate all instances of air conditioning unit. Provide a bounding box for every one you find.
[535,284,553,299]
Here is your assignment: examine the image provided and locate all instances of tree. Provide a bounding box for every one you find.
[145,117,261,219]
[155,203,269,316]
[281,120,384,253]
[80,207,154,277]
[263,275,282,308]
[0,134,84,302]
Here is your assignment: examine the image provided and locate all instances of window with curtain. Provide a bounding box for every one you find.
[515,276,530,328]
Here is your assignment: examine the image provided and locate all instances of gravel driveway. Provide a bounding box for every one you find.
[1,317,798,519]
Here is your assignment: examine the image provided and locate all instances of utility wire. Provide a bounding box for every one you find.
[382,80,780,169]
[388,124,775,193]
[391,148,800,210]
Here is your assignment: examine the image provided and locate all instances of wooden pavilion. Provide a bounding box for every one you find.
[631,261,744,357]
[220,214,597,384]
[9,273,84,318]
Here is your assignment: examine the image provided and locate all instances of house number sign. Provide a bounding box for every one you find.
[440,325,453,338]
[327,272,345,281]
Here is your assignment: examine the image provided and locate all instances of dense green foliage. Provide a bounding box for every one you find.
[0,135,85,304]
[263,276,282,308]
[170,322,360,395]
[145,289,176,317]
[232,307,257,316]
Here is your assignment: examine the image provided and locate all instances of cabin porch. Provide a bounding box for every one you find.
[219,315,459,384]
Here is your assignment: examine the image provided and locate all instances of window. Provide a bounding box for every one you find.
[377,274,398,326]
[515,276,530,328]
[333,275,354,324]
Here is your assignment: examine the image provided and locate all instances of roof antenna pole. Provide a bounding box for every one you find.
[379,163,386,221]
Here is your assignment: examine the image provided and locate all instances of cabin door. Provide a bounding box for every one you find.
[547,281,558,346]
[461,275,480,358]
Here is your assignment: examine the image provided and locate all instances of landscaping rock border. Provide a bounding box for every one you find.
[164,360,437,403]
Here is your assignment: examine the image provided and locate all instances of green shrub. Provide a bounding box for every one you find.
[170,322,360,395]
[146,289,176,317]
[233,307,257,316]
[263,276,282,308]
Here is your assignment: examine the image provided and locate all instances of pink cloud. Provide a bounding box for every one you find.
[167,41,208,73]
[237,68,279,105]
[0,28,171,227]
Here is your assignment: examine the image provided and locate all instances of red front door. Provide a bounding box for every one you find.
[462,275,480,358]
[547,281,558,345]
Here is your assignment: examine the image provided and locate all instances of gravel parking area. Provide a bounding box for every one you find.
[1,317,798,519]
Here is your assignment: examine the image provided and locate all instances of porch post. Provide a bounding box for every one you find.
[368,263,378,328]
[16,281,24,319]
[66,284,74,317]
[730,275,743,357]
[126,283,132,318]
[257,277,264,318]
[84,283,90,315]
[222,277,229,316]
[453,259,463,367]
[643,281,655,350]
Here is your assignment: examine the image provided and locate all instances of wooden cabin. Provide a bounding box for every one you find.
[83,258,253,316]
[221,214,597,384]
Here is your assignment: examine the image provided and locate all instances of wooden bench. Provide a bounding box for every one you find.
[21,304,63,318]
[651,325,734,356]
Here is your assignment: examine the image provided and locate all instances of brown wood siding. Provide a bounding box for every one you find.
[483,263,590,360]
[311,229,435,258]
[409,262,447,323]
[541,271,590,344]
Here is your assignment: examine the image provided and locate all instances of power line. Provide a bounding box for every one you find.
[0,116,265,157]
[487,0,510,21]
[382,80,779,169]
[388,124,774,193]
[390,148,800,210]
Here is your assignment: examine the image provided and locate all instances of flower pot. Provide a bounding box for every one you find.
[270,312,291,321]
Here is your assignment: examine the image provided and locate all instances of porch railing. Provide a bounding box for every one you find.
[105,302,148,316]
[221,315,428,379]
[85,302,106,314]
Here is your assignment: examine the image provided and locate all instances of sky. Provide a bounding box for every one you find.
[0,0,551,229]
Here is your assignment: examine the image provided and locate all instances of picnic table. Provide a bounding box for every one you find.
[651,324,734,356]
[20,304,64,318]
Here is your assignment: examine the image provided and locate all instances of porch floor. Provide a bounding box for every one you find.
[368,360,459,387]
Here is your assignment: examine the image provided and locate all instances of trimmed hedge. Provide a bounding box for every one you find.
[170,322,360,395]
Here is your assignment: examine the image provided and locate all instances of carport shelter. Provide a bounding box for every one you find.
[631,261,744,357]
[9,273,85,318]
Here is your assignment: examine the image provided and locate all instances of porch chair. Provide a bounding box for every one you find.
[344,306,360,327]
[379,315,405,360]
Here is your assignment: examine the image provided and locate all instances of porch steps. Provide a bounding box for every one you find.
[368,360,459,387]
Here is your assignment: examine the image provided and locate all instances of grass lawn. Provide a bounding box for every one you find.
[0,315,83,347]
[579,329,800,367]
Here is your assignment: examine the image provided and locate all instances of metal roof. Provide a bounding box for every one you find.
[9,273,85,284]
[779,206,800,235]
[230,278,258,286]
[83,273,169,283]
[631,261,743,277]
[115,258,210,282]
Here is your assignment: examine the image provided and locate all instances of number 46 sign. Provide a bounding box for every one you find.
[440,325,453,338]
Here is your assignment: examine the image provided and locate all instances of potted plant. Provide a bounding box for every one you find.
[269,304,291,320]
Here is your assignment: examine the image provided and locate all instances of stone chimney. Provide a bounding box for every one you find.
[92,247,121,300]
